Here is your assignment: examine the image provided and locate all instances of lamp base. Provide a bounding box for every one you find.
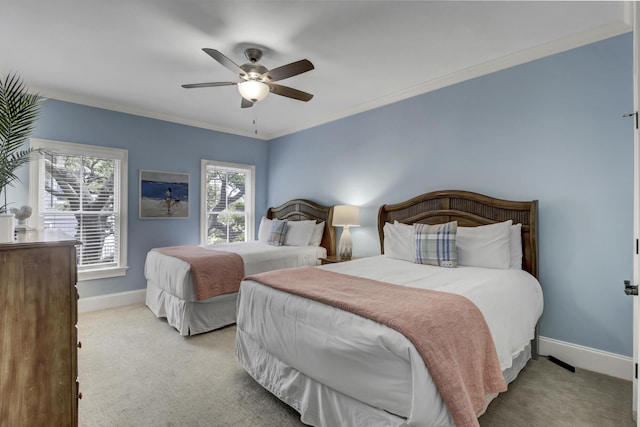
[338,226,353,259]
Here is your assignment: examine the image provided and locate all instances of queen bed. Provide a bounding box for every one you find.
[235,190,543,427]
[145,199,335,336]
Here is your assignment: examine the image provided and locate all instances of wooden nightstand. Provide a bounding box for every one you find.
[320,255,355,265]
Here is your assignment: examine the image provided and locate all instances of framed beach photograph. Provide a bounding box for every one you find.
[139,170,189,219]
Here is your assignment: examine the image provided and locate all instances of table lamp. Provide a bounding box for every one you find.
[332,205,360,259]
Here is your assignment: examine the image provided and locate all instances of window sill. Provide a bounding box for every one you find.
[78,266,129,282]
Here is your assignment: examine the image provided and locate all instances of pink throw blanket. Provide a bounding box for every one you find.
[154,246,245,301]
[246,267,507,427]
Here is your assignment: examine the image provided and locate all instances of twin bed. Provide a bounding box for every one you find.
[234,190,543,427]
[145,199,336,336]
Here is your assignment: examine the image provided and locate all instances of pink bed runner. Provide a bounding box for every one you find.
[153,245,245,301]
[246,266,507,427]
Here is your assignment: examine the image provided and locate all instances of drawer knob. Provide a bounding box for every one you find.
[77,341,82,349]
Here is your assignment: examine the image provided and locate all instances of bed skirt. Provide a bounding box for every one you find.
[235,327,531,427]
[146,280,237,336]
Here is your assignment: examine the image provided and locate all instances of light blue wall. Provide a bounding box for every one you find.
[6,34,633,357]
[12,100,269,298]
[268,34,634,357]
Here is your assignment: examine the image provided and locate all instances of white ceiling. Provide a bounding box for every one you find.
[0,1,631,140]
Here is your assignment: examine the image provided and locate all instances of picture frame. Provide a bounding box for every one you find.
[139,170,189,219]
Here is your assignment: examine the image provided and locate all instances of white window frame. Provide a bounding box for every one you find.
[29,138,129,281]
[200,159,255,245]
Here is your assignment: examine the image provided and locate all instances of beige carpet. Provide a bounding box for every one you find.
[78,304,634,427]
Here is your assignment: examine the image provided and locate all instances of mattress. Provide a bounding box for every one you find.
[235,255,544,426]
[144,241,328,302]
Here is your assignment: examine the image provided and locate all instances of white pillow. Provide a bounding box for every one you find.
[510,223,523,269]
[308,222,325,247]
[394,220,413,233]
[383,221,414,262]
[257,217,272,242]
[457,220,512,269]
[284,220,316,246]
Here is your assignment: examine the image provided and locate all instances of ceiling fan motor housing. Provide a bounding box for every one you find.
[240,63,269,81]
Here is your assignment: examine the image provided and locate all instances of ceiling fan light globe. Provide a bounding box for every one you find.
[238,80,270,103]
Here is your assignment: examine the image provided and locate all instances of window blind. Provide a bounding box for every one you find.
[205,164,247,244]
[40,150,121,271]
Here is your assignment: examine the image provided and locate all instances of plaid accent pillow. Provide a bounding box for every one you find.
[414,221,458,268]
[268,219,288,246]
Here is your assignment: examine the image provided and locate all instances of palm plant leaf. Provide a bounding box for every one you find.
[0,149,36,190]
[0,73,43,210]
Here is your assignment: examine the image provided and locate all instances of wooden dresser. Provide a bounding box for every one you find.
[0,230,81,426]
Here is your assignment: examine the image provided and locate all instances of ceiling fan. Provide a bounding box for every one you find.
[182,48,314,108]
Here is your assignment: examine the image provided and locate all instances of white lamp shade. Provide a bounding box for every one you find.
[237,80,270,102]
[332,205,360,227]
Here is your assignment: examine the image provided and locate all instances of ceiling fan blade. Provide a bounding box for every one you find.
[267,83,313,102]
[241,98,253,109]
[181,82,236,89]
[263,59,314,82]
[202,48,247,78]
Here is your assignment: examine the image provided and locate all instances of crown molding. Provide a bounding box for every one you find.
[30,87,270,141]
[266,20,632,140]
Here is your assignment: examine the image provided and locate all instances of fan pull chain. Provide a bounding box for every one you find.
[252,106,258,135]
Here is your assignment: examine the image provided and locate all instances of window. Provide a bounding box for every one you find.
[201,160,255,245]
[29,139,128,281]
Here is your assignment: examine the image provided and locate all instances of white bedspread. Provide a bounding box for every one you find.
[144,241,327,302]
[236,255,543,426]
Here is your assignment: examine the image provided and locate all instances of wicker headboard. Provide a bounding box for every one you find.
[377,190,538,278]
[266,199,336,257]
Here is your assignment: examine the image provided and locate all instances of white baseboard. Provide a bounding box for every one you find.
[539,336,632,381]
[78,289,146,313]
